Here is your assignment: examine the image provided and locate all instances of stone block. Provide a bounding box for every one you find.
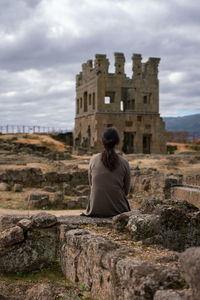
[0,226,24,248]
[180,247,200,300]
[28,192,50,209]
[43,186,57,192]
[153,290,188,300]
[5,167,44,187]
[0,226,58,273]
[18,219,33,231]
[113,210,140,231]
[116,258,182,300]
[0,215,30,232]
[127,212,161,240]
[13,183,23,192]
[54,191,64,203]
[64,183,72,195]
[0,182,10,191]
[172,186,200,209]
[58,216,112,228]
[114,201,200,251]
[32,212,57,228]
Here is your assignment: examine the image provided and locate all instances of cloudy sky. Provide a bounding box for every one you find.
[0,0,200,130]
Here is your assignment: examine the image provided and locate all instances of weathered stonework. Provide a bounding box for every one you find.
[113,199,200,251]
[130,168,183,203]
[60,228,182,300]
[0,213,58,273]
[74,53,166,154]
[172,186,200,209]
[1,212,200,299]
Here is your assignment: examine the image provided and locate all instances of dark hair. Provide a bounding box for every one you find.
[101,127,120,171]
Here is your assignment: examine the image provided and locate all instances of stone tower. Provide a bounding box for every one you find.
[74,53,166,154]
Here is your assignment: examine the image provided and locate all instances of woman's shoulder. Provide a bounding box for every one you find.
[89,153,102,164]
[118,154,130,167]
[118,154,128,163]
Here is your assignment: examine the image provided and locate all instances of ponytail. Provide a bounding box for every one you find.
[101,128,120,171]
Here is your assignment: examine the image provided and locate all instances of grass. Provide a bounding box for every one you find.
[1,261,65,284]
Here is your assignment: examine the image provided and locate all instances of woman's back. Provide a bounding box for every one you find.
[85,153,130,217]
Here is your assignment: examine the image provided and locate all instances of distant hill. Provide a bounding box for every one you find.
[163,114,200,135]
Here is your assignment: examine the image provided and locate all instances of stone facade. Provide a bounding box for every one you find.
[74,53,166,154]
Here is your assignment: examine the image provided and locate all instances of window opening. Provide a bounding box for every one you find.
[120,101,124,111]
[131,99,135,110]
[104,96,111,104]
[122,132,134,154]
[105,92,115,103]
[84,92,88,112]
[92,93,95,109]
[143,95,148,104]
[77,99,79,114]
[143,134,151,154]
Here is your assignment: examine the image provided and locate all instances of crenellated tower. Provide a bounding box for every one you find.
[74,53,166,154]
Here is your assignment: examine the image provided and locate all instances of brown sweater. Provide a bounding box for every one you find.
[85,153,131,217]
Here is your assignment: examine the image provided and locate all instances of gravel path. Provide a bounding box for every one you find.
[0,208,84,216]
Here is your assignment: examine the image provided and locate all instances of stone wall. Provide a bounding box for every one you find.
[184,174,200,186]
[0,167,88,187]
[60,228,182,300]
[1,212,200,299]
[130,168,183,203]
[0,213,58,273]
[172,186,200,209]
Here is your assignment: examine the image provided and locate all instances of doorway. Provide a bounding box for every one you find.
[123,132,134,154]
[143,134,151,154]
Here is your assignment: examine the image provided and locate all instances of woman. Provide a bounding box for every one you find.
[84,127,131,217]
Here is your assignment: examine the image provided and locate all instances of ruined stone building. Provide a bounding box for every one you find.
[74,53,166,154]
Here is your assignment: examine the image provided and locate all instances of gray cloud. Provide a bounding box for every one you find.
[0,0,200,130]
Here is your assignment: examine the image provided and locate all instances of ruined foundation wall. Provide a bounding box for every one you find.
[184,174,200,186]
[1,213,200,299]
[130,168,183,203]
[172,186,200,209]
[60,227,183,300]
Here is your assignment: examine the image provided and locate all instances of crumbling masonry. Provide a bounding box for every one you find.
[74,53,166,154]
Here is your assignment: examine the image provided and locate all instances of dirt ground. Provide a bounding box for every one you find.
[0,208,83,216]
[0,134,200,212]
[127,155,200,176]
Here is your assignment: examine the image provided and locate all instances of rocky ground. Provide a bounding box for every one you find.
[0,134,200,299]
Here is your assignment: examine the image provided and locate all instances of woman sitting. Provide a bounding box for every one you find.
[84,127,131,217]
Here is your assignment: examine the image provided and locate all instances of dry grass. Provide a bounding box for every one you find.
[127,156,200,176]
[167,142,199,154]
[0,134,68,151]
